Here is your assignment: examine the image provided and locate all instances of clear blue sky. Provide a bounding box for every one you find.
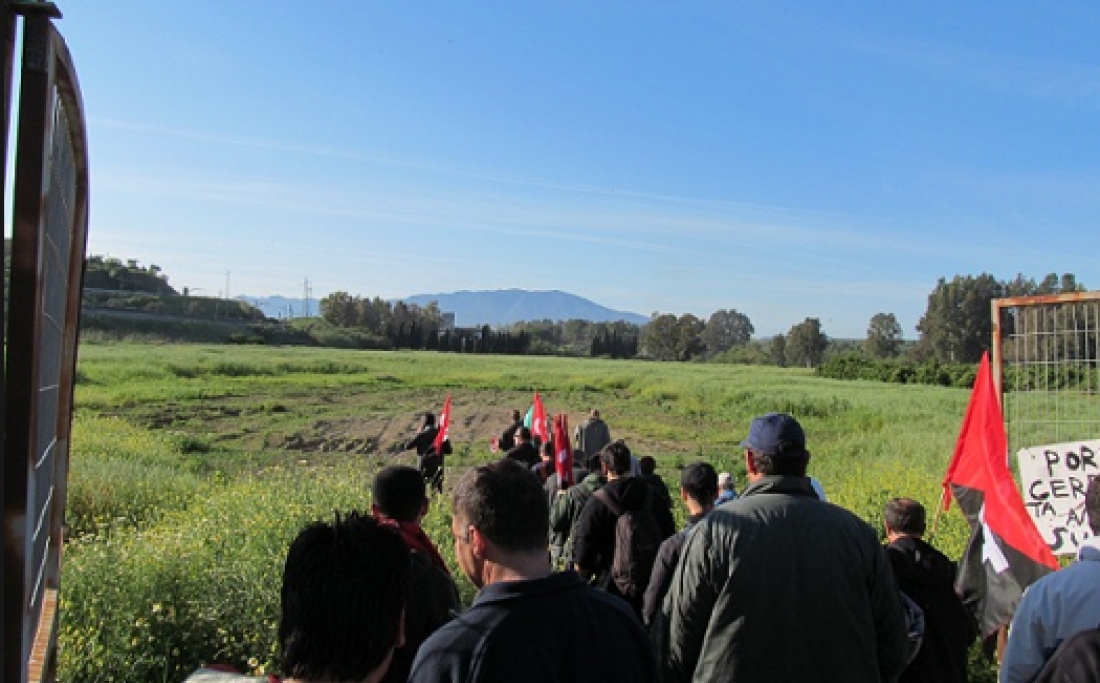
[16,2,1100,337]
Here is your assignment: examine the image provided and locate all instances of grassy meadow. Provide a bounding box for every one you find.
[62,342,990,682]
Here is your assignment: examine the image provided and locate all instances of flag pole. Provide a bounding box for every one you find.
[929,487,948,542]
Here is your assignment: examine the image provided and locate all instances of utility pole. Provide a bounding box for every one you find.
[303,277,312,318]
[225,270,231,300]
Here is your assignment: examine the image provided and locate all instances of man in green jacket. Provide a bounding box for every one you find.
[549,452,604,569]
[661,412,909,683]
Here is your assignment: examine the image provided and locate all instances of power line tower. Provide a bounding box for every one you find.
[302,277,313,318]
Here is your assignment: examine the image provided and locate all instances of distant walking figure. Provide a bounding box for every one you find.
[404,412,451,494]
[575,409,612,459]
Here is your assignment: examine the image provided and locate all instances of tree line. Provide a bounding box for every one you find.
[69,252,1087,373]
[317,271,1087,369]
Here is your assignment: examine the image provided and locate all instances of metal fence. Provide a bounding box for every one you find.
[992,292,1100,555]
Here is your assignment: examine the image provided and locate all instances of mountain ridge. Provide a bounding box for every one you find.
[239,289,649,327]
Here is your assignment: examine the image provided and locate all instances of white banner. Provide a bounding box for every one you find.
[1018,439,1100,555]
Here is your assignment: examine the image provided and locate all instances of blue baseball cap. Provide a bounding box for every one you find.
[739,413,807,457]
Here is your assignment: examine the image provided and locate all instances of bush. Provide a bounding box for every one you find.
[817,353,978,388]
[59,464,393,683]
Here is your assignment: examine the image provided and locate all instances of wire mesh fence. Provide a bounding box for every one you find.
[994,292,1100,554]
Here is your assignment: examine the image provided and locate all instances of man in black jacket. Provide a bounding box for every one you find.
[408,459,656,683]
[572,440,676,619]
[642,462,717,628]
[505,426,540,468]
[884,497,977,683]
[498,409,523,452]
[404,413,451,494]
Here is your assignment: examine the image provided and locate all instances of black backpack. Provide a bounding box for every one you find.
[595,487,662,598]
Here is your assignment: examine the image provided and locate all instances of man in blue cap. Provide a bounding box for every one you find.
[660,412,909,683]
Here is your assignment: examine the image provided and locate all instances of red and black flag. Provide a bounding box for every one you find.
[942,352,1058,649]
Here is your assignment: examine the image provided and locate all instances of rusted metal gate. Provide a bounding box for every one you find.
[3,2,90,681]
[992,292,1100,555]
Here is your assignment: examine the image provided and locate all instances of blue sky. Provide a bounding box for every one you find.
[13,2,1100,337]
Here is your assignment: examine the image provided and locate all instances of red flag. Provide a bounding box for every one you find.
[943,352,1056,644]
[553,414,574,488]
[433,394,452,457]
[531,392,550,444]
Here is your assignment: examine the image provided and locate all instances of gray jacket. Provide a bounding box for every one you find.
[662,475,909,683]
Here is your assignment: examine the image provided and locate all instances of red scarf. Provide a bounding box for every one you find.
[375,514,450,576]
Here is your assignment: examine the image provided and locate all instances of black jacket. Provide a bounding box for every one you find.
[571,477,676,600]
[409,572,656,683]
[382,550,461,683]
[505,441,540,468]
[886,535,977,683]
[642,513,706,627]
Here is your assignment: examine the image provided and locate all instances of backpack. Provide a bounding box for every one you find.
[595,487,662,598]
[900,590,926,666]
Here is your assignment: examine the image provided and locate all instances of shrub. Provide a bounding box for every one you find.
[59,464,393,683]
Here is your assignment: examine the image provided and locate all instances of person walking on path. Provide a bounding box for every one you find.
[372,466,461,683]
[409,459,657,683]
[883,497,976,683]
[661,412,908,683]
[575,409,612,459]
[549,453,604,569]
[404,412,451,494]
[642,461,717,628]
[572,441,676,619]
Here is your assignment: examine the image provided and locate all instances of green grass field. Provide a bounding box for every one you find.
[62,342,991,682]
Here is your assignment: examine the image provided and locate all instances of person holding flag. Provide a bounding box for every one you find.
[404,395,453,494]
[941,352,1058,656]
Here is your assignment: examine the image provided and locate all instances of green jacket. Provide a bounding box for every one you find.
[549,473,603,558]
[661,475,909,683]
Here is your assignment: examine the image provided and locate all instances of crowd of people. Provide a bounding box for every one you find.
[187,409,1100,683]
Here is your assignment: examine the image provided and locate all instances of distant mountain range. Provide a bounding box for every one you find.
[404,290,649,327]
[238,289,649,327]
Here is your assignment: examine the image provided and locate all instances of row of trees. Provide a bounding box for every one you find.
[71,253,1086,370]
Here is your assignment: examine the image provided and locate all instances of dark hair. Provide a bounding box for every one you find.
[542,440,556,458]
[452,459,549,552]
[1087,476,1100,534]
[639,455,657,475]
[747,449,809,476]
[280,511,409,681]
[680,462,718,503]
[585,452,602,473]
[511,409,522,422]
[883,498,927,536]
[600,440,633,476]
[516,426,532,441]
[422,412,435,427]
[373,465,426,522]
